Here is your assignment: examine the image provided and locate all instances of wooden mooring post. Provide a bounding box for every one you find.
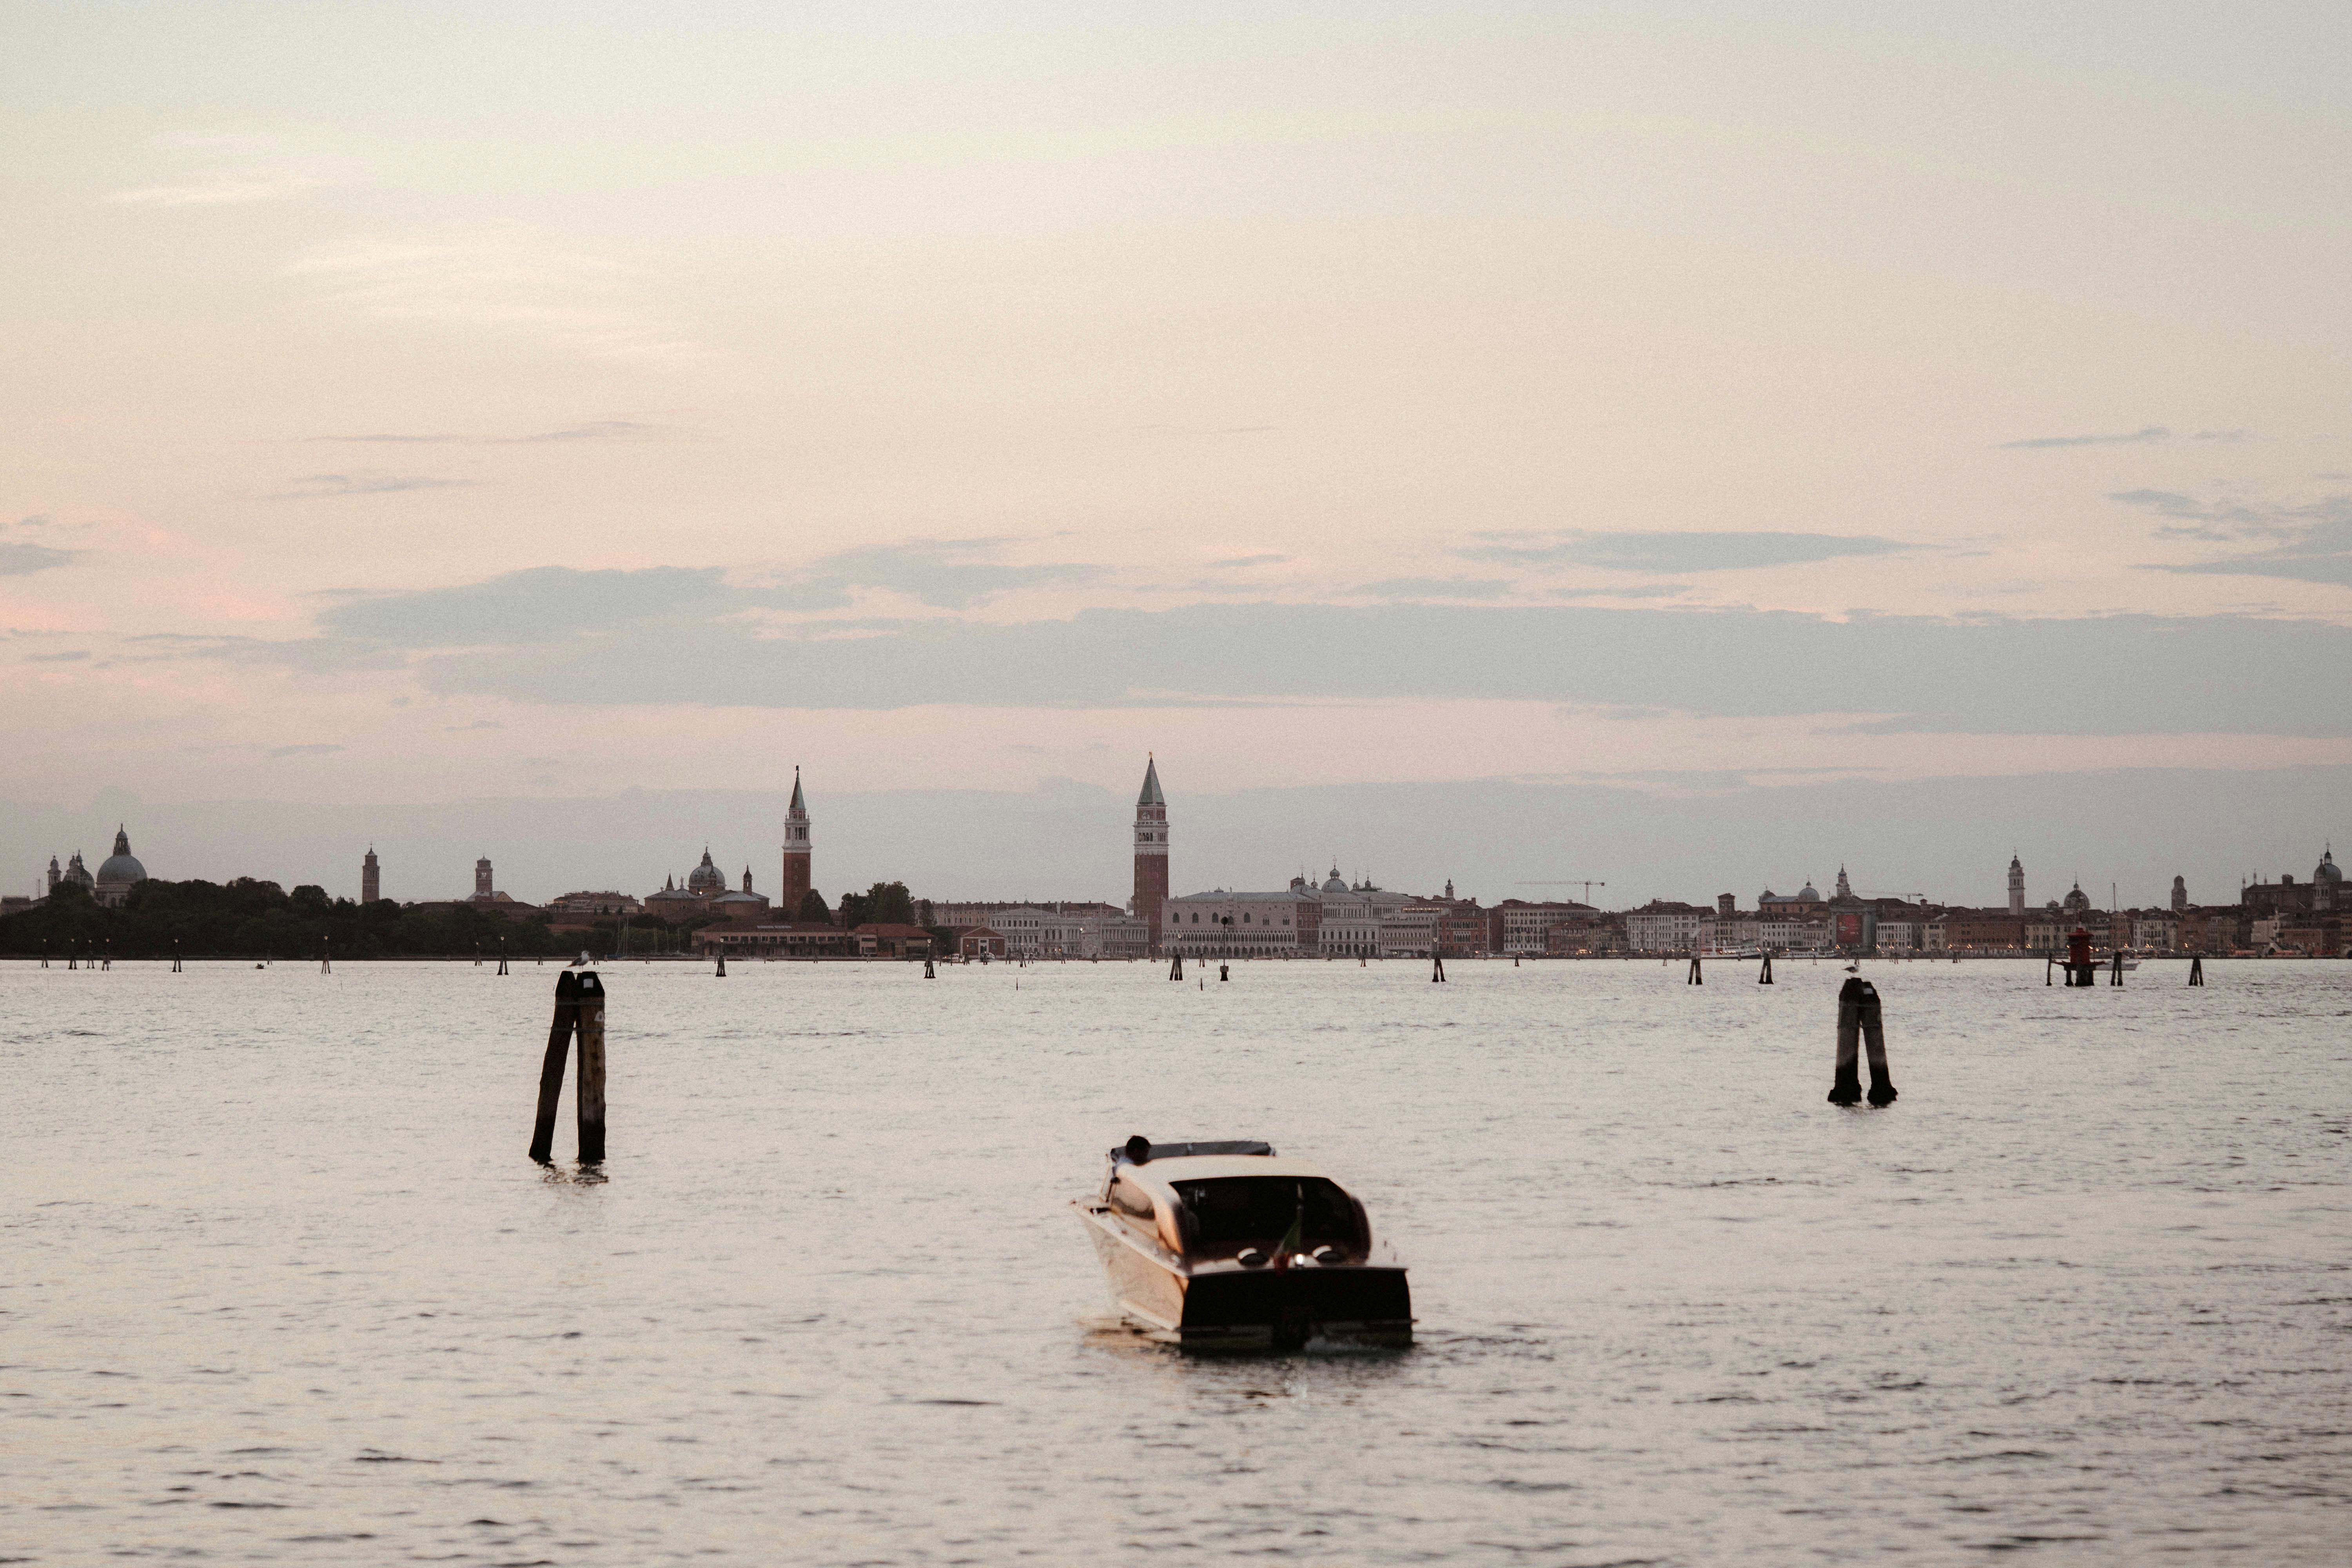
[923,957,936,978]
[1169,953,1184,980]
[171,942,183,973]
[1219,962,1230,982]
[1431,952,1446,982]
[497,940,509,976]
[1686,953,1703,985]
[320,939,331,975]
[2188,955,2204,986]
[529,970,608,1165]
[715,953,727,976]
[1759,953,1773,985]
[1827,977,1896,1107]
[2109,950,2124,987]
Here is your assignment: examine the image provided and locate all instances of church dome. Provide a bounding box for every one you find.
[686,848,725,894]
[96,826,146,887]
[2062,880,2091,913]
[1321,866,1347,894]
[2316,846,2341,884]
[1795,882,1821,902]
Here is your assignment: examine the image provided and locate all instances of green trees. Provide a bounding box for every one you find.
[835,880,915,928]
[0,878,570,959]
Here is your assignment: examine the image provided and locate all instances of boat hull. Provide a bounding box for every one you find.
[1076,1204,1412,1350]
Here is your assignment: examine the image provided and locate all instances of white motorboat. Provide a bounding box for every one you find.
[1072,1137,1412,1351]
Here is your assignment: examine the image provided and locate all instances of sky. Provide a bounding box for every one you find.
[5,1,2348,906]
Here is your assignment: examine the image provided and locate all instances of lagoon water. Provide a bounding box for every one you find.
[6,956,2348,1564]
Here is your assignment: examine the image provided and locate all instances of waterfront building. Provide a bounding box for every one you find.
[48,851,94,897]
[1164,886,1321,957]
[1758,881,1824,909]
[781,769,812,914]
[543,891,644,918]
[1133,756,1169,953]
[695,921,850,958]
[94,827,147,908]
[1625,900,1710,953]
[1491,897,1597,956]
[984,905,1142,959]
[362,846,380,905]
[1377,900,1443,958]
[1314,872,1412,957]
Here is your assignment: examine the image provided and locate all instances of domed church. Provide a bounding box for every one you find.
[645,848,772,924]
[42,827,149,908]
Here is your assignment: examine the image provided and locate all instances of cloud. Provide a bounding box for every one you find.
[366,599,2352,739]
[2192,430,2252,443]
[288,239,693,364]
[2122,493,2352,585]
[445,720,505,731]
[25,650,90,662]
[1461,530,1911,573]
[321,565,735,646]
[800,538,1105,610]
[266,743,345,759]
[0,542,82,575]
[1208,555,1288,569]
[277,473,469,498]
[309,421,660,445]
[1356,576,1512,601]
[105,176,321,207]
[2000,426,2169,449]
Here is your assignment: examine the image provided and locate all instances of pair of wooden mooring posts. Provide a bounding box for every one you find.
[1828,977,1897,1107]
[529,970,607,1165]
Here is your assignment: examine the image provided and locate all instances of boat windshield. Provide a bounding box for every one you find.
[1172,1177,1354,1249]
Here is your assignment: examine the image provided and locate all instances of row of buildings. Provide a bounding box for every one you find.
[19,760,2345,959]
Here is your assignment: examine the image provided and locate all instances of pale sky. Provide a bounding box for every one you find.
[5,2,2348,903]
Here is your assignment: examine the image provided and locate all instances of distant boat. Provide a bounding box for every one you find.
[1074,1138,1412,1351]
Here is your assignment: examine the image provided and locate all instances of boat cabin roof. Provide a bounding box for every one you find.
[1115,1154,1334,1192]
[1111,1139,1274,1164]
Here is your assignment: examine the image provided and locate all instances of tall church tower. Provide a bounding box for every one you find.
[780,768,812,915]
[2008,853,2026,916]
[362,846,380,905]
[1133,755,1169,952]
[2170,874,2187,913]
[474,857,494,897]
[1834,866,1852,900]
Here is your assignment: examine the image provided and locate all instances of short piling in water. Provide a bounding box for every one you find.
[924,958,936,978]
[2188,955,2204,986]
[1759,953,1774,984]
[1431,952,1446,982]
[171,942,182,973]
[528,971,582,1164]
[1686,954,1703,985]
[1169,953,1184,981]
[1219,963,1230,982]
[1827,977,1896,1107]
[321,940,331,975]
[2109,950,2123,987]
[497,942,510,976]
[715,953,727,977]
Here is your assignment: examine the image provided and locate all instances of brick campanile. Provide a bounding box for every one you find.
[361,846,380,905]
[1133,755,1169,953]
[781,768,812,915]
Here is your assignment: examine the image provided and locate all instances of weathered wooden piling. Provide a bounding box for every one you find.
[171,942,182,973]
[1169,953,1184,980]
[320,939,331,975]
[575,973,606,1163]
[715,953,727,976]
[1759,953,1773,984]
[529,971,581,1163]
[924,957,936,978]
[2109,950,2123,986]
[1686,954,1703,985]
[1219,963,1230,982]
[1825,977,1896,1107]
[2188,956,2204,986]
[1431,952,1446,982]
[497,941,510,976]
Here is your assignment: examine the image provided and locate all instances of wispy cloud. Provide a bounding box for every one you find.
[1356,576,1512,601]
[2000,426,2169,450]
[105,175,321,208]
[267,743,345,759]
[2124,492,2352,587]
[288,238,695,364]
[801,538,1105,610]
[1208,554,1288,569]
[1461,530,1911,573]
[0,542,82,575]
[308,420,660,445]
[25,650,91,662]
[275,473,470,499]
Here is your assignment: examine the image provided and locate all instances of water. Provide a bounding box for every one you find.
[7,957,2348,1564]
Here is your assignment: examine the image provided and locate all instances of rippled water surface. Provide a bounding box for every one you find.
[7,956,2349,1564]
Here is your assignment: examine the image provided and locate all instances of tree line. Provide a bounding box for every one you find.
[1,877,940,960]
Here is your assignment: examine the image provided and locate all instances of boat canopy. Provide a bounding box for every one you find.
[1112,1138,1274,1165]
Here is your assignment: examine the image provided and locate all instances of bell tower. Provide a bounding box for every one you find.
[1133,755,1169,953]
[362,846,380,905]
[781,768,812,915]
[2008,853,2025,917]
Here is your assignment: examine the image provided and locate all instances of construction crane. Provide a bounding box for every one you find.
[1517,880,1606,904]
